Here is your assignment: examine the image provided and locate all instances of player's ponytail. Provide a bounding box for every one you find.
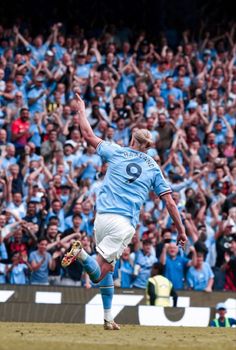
[133,129,153,152]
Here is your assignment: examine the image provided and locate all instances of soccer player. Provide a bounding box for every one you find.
[62,93,187,330]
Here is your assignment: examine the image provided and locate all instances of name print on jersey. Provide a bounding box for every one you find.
[123,151,155,168]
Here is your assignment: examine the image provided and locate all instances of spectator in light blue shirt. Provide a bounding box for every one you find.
[16,28,53,62]
[53,34,67,61]
[75,54,91,79]
[80,201,94,237]
[8,252,31,284]
[132,240,157,289]
[114,246,134,288]
[161,76,183,104]
[77,145,102,183]
[0,143,17,172]
[151,61,170,81]
[173,64,191,88]
[27,76,47,114]
[14,72,28,105]
[0,240,8,261]
[29,239,55,285]
[113,118,130,146]
[46,199,65,233]
[29,113,46,149]
[0,263,7,284]
[117,65,135,94]
[160,242,196,290]
[187,251,214,291]
[117,42,132,66]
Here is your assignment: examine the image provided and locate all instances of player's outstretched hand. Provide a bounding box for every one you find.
[75,92,85,115]
[176,231,188,249]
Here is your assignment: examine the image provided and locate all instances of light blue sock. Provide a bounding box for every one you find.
[83,255,101,283]
[99,272,114,320]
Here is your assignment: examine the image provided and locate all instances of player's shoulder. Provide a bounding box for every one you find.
[98,140,121,151]
[96,141,122,158]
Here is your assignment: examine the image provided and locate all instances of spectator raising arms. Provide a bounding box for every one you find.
[187,251,214,292]
[0,16,235,301]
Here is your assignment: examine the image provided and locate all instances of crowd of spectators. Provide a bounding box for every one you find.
[0,18,236,292]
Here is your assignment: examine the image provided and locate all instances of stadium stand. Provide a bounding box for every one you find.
[0,0,236,294]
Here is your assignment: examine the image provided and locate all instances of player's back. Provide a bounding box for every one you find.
[96,142,171,227]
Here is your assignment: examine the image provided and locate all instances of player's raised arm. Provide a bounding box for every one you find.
[75,93,102,148]
[161,193,187,248]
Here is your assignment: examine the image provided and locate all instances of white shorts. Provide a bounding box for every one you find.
[94,213,135,263]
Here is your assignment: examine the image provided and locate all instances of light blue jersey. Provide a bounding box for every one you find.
[96,142,171,227]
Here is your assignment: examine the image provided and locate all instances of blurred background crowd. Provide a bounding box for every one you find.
[0,0,235,292]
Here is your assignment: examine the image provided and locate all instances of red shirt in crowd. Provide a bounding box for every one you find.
[11,118,30,146]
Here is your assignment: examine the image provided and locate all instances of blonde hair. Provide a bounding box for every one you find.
[133,129,153,151]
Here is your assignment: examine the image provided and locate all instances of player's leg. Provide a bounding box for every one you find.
[80,248,118,328]
[99,271,120,330]
[61,213,134,330]
[61,241,112,283]
[95,214,135,330]
[61,241,119,329]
